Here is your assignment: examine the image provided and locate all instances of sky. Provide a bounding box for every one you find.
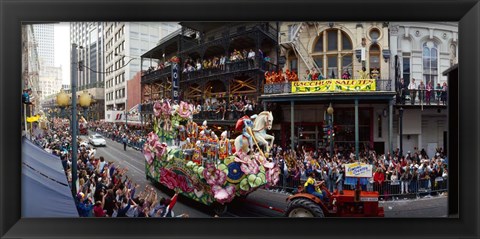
[54,23,70,85]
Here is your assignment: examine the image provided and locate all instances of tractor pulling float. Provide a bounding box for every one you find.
[285,162,384,217]
[144,100,280,214]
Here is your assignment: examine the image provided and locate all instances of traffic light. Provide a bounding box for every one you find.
[78,60,84,71]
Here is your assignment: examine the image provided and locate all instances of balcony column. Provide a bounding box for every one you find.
[290,100,295,150]
[389,99,394,155]
[355,98,359,160]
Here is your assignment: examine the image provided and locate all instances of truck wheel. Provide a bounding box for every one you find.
[213,202,227,216]
[285,198,325,217]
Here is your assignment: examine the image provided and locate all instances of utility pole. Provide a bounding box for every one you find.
[71,43,78,197]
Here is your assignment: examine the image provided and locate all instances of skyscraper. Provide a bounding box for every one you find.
[103,22,180,112]
[70,22,107,120]
[33,24,63,102]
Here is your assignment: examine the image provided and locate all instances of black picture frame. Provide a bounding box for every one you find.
[1,0,479,238]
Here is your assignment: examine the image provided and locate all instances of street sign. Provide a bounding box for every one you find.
[172,63,180,102]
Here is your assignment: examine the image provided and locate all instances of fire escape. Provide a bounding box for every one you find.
[280,22,324,78]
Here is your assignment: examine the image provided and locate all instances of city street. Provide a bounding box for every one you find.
[83,132,447,218]
[83,132,286,217]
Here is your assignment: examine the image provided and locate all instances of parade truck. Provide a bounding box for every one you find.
[285,162,384,217]
[144,100,280,214]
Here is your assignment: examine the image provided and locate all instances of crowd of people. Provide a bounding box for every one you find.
[140,95,259,121]
[29,117,184,218]
[270,143,448,199]
[191,96,259,120]
[398,78,448,105]
[89,121,147,150]
[182,48,262,73]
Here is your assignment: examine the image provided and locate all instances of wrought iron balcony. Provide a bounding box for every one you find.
[395,89,448,106]
[141,65,172,83]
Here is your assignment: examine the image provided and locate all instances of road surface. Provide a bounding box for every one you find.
[83,133,447,218]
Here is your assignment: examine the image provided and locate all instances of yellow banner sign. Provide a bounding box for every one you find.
[345,162,373,178]
[291,79,376,93]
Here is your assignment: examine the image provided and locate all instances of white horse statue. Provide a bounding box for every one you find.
[234,111,274,157]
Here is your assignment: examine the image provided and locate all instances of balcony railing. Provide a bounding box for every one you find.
[141,65,172,83]
[263,79,393,94]
[396,89,448,106]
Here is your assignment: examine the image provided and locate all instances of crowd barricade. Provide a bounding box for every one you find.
[269,174,448,200]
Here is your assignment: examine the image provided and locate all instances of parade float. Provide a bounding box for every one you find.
[144,99,280,214]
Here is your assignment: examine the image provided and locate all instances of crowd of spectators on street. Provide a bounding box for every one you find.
[88,121,147,151]
[29,118,185,218]
[270,143,448,199]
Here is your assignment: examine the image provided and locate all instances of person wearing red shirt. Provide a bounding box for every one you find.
[373,168,385,198]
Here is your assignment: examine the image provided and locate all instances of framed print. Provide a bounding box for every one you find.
[1,0,479,238]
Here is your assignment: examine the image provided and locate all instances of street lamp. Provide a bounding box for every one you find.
[399,107,404,158]
[79,91,92,120]
[327,103,334,158]
[56,89,69,118]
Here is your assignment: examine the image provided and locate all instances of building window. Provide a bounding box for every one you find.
[369,44,381,76]
[423,42,438,85]
[312,29,353,78]
[369,28,380,41]
[402,54,410,83]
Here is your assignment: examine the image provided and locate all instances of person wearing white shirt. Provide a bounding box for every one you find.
[408,78,418,105]
[247,49,256,68]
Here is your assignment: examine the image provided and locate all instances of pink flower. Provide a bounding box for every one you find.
[178,101,191,118]
[159,168,194,193]
[144,132,160,165]
[266,166,280,187]
[159,168,177,189]
[175,174,193,193]
[161,100,172,117]
[153,102,162,118]
[212,185,236,204]
[203,163,226,186]
[240,158,259,175]
[234,151,249,163]
[252,154,274,169]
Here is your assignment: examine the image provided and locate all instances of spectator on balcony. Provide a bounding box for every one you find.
[242,49,248,60]
[304,70,312,81]
[426,80,433,105]
[435,83,442,105]
[264,55,271,63]
[310,68,318,80]
[408,78,418,105]
[258,49,264,69]
[247,49,256,68]
[398,78,407,104]
[441,82,448,105]
[187,64,195,72]
[358,67,369,79]
[220,55,226,70]
[418,80,426,104]
[341,69,351,79]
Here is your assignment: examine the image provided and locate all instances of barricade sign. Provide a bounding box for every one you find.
[344,162,373,178]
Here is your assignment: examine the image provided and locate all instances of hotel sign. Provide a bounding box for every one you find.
[172,63,180,102]
[291,79,376,93]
